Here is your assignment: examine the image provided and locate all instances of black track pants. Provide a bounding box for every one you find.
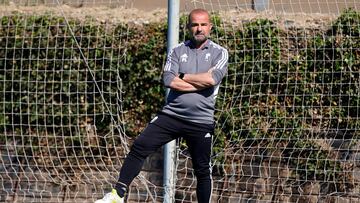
[115,113,214,203]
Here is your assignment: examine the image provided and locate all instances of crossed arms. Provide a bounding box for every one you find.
[163,45,228,92]
[168,68,216,92]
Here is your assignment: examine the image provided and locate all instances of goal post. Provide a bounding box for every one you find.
[163,0,179,203]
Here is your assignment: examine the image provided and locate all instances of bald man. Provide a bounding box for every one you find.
[95,9,228,203]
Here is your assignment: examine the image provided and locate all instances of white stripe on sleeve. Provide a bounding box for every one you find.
[214,49,228,70]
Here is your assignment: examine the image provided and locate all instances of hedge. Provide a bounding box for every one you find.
[1,9,360,193]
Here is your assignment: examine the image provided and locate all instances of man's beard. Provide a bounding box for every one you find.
[192,34,208,45]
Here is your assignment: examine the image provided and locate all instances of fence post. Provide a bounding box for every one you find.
[163,0,179,202]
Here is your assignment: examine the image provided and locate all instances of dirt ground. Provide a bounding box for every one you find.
[0,0,359,29]
[5,0,360,13]
[0,4,342,29]
[130,0,359,14]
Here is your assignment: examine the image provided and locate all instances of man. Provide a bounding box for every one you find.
[95,8,228,203]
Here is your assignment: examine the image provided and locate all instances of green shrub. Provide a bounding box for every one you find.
[0,9,359,193]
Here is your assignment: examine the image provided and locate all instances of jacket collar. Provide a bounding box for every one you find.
[185,39,210,50]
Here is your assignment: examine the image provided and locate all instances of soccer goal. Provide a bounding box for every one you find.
[0,0,360,202]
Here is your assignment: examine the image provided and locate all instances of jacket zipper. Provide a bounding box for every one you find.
[196,51,199,73]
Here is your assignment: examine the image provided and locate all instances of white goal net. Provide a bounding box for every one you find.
[178,0,360,202]
[0,0,360,203]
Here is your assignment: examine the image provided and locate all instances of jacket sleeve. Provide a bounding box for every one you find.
[163,48,179,87]
[211,48,228,85]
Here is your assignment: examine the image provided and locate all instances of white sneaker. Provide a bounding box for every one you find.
[95,189,124,203]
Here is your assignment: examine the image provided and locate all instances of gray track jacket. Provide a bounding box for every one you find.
[162,39,228,124]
